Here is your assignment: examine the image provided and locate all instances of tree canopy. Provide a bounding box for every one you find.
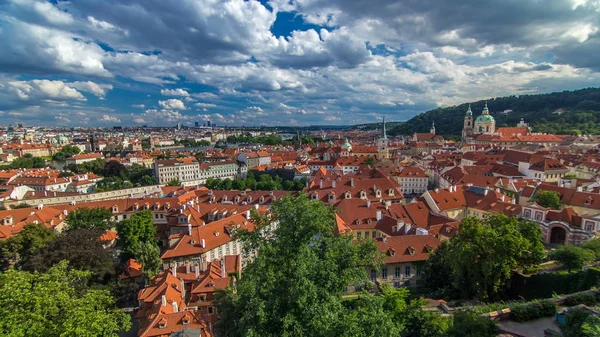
[422,215,545,301]
[217,194,386,337]
[65,207,115,231]
[531,190,562,210]
[116,211,157,260]
[0,261,130,337]
[0,223,56,270]
[549,245,596,273]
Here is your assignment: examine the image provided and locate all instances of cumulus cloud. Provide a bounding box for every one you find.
[99,114,121,123]
[161,88,190,96]
[68,81,113,98]
[7,80,86,101]
[158,98,186,110]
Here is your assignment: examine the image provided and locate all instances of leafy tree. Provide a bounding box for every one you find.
[580,238,600,260]
[561,306,600,337]
[363,157,376,165]
[549,245,596,272]
[443,215,545,300]
[53,145,81,161]
[116,211,156,259]
[166,178,181,186]
[11,203,31,209]
[102,160,128,179]
[216,194,382,337]
[131,241,162,278]
[447,311,499,337]
[65,207,115,231]
[22,229,116,284]
[0,223,56,270]
[420,241,457,298]
[10,156,46,169]
[531,190,562,209]
[0,261,130,336]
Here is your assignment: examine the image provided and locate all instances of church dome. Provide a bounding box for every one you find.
[475,114,495,123]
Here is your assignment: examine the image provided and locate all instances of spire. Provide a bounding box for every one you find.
[466,104,472,116]
[482,101,489,115]
[380,116,387,140]
[430,120,436,135]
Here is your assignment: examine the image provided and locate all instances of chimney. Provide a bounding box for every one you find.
[405,223,412,234]
[434,188,439,193]
[577,186,583,192]
[483,189,489,196]
[201,259,207,271]
[180,279,185,298]
[161,295,167,307]
[332,180,336,188]
[501,195,505,202]
[376,210,382,221]
[245,210,251,220]
[319,179,323,189]
[186,264,190,274]
[350,178,354,187]
[172,301,178,313]
[172,262,177,277]
[254,204,259,210]
[366,199,371,208]
[221,259,226,278]
[195,264,200,278]
[200,238,205,248]
[188,223,192,236]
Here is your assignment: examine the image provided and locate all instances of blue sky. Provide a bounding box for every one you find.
[0,0,599,127]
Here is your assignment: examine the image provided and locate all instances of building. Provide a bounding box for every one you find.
[396,167,429,195]
[154,159,201,185]
[377,117,390,159]
[521,204,599,245]
[370,235,441,287]
[65,153,104,166]
[461,105,474,140]
[473,102,495,135]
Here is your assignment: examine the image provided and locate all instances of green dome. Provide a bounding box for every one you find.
[475,114,495,123]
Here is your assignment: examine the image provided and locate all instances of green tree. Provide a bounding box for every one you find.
[420,240,458,298]
[580,238,600,260]
[116,211,156,259]
[65,207,115,231]
[0,261,130,336]
[166,178,181,186]
[0,223,56,270]
[531,190,562,209]
[549,245,596,273]
[447,311,499,337]
[363,157,376,165]
[216,194,382,337]
[561,306,600,337]
[22,229,116,284]
[131,241,162,278]
[445,215,545,300]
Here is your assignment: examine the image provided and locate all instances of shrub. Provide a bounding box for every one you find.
[510,300,556,322]
[563,291,600,307]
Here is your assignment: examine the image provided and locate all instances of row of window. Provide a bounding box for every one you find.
[371,266,418,280]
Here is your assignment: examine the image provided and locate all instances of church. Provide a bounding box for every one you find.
[462,102,495,141]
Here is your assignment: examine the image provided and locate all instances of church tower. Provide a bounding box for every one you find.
[377,116,389,159]
[462,104,474,140]
[430,121,436,135]
[474,102,496,135]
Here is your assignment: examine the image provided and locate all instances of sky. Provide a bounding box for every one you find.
[0,0,599,127]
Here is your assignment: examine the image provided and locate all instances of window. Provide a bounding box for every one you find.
[394,267,401,279]
[535,212,543,221]
[524,209,531,218]
[370,269,377,282]
[585,221,595,231]
[405,266,411,277]
[382,267,388,279]
[372,231,377,238]
[210,250,215,260]
[357,232,362,239]
[416,267,421,276]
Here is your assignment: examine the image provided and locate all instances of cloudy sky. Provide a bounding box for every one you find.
[1,0,599,127]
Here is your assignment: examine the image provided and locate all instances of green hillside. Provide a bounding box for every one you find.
[387,87,600,137]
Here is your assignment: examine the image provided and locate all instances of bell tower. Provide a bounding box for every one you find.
[462,104,473,140]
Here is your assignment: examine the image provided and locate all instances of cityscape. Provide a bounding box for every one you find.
[1,1,600,337]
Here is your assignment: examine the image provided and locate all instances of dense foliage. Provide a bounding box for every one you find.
[0,261,130,337]
[388,87,600,137]
[0,223,56,270]
[65,207,115,231]
[226,134,283,145]
[206,172,308,191]
[531,190,562,209]
[561,306,600,337]
[549,245,596,272]
[421,215,545,301]
[116,210,161,278]
[52,145,81,161]
[67,160,157,191]
[2,154,47,169]
[446,311,499,337]
[510,300,556,322]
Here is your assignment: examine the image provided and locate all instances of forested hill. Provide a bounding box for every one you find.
[387,87,600,138]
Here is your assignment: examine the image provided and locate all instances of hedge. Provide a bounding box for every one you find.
[508,267,600,300]
[510,300,557,322]
[563,291,600,307]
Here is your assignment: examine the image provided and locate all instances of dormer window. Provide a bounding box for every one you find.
[345,192,351,199]
[210,196,216,202]
[178,215,188,224]
[164,203,170,211]
[154,204,160,211]
[133,204,139,211]
[182,315,191,325]
[158,318,167,329]
[388,248,396,257]
[111,205,118,213]
[259,196,265,203]
[234,196,240,203]
[312,192,319,200]
[247,196,253,202]
[388,188,394,196]
[406,246,415,256]
[360,190,366,199]
[328,193,335,202]
[375,190,381,198]
[585,199,592,205]
[143,203,150,210]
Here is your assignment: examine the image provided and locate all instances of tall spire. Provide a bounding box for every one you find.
[430,120,436,135]
[482,101,489,115]
[380,115,387,140]
[466,104,472,116]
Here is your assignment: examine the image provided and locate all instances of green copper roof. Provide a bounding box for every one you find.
[475,114,495,122]
[342,138,352,147]
[466,104,472,116]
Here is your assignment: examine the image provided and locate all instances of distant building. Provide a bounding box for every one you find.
[473,102,496,135]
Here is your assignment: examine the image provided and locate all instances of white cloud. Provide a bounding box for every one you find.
[158,98,186,110]
[131,104,145,108]
[99,114,121,123]
[68,81,113,98]
[194,102,217,108]
[7,79,86,101]
[161,88,190,96]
